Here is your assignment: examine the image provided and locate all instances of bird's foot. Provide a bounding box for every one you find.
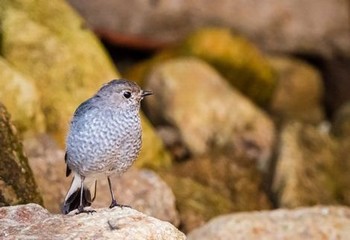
[75,205,96,215]
[109,200,131,209]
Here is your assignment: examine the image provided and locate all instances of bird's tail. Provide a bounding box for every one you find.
[62,174,96,214]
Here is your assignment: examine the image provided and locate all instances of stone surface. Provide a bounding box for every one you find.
[0,57,45,135]
[67,0,350,58]
[273,122,341,207]
[24,135,178,225]
[269,56,325,125]
[187,206,350,240]
[145,58,275,172]
[0,203,185,239]
[0,103,43,207]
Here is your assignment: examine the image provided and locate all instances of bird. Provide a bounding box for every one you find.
[62,79,152,214]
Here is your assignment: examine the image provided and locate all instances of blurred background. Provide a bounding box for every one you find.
[0,0,349,235]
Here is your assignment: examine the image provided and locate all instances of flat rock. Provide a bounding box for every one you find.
[0,203,185,239]
[187,206,350,240]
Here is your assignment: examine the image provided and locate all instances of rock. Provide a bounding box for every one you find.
[0,203,186,239]
[24,135,178,225]
[179,28,277,106]
[187,206,350,240]
[0,103,43,207]
[172,155,271,214]
[145,58,275,172]
[0,57,45,135]
[1,0,117,144]
[161,173,234,233]
[273,122,341,208]
[269,56,325,125]
[67,0,350,58]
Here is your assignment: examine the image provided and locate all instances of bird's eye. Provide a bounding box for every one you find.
[123,91,131,99]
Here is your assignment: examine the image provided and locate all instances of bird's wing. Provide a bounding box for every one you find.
[65,96,101,177]
[65,152,72,177]
[73,96,100,118]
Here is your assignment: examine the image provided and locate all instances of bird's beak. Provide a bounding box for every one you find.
[141,90,153,97]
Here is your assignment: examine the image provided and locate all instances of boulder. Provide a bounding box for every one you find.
[269,56,325,125]
[0,103,43,207]
[273,122,341,207]
[0,57,45,135]
[145,58,275,172]
[0,203,186,239]
[24,135,178,225]
[187,206,350,240]
[67,0,350,58]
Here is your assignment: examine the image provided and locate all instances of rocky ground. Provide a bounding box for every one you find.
[0,204,185,239]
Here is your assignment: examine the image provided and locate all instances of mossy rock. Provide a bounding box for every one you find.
[0,57,45,135]
[268,56,325,125]
[273,122,342,208]
[0,102,43,207]
[179,28,277,106]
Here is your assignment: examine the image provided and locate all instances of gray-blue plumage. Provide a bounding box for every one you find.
[63,79,152,214]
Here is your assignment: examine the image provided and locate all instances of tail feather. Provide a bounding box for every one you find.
[62,174,96,214]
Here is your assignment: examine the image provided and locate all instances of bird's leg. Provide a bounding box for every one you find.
[108,176,130,209]
[76,176,96,214]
